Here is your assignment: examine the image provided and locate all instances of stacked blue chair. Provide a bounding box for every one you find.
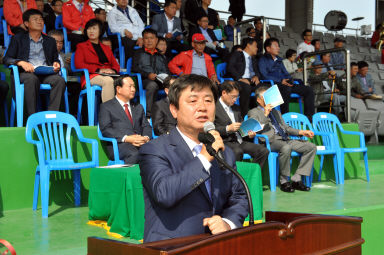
[9,66,70,127]
[282,112,339,186]
[97,125,124,165]
[312,112,369,184]
[26,111,98,217]
[71,52,102,126]
[55,15,71,53]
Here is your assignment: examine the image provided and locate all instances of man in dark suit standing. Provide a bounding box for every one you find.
[139,74,248,242]
[4,9,66,119]
[215,81,269,168]
[151,0,189,56]
[152,76,177,136]
[226,37,261,117]
[99,76,152,164]
[248,84,316,193]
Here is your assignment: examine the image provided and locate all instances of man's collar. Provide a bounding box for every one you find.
[192,50,204,57]
[29,34,43,42]
[115,96,130,107]
[164,12,174,21]
[176,126,201,152]
[199,26,207,31]
[243,50,251,58]
[219,97,230,110]
[304,40,311,45]
[116,5,128,12]
[144,47,158,55]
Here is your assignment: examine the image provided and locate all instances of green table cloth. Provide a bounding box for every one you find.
[88,162,263,240]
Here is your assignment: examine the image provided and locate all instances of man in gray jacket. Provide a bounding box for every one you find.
[248,84,316,193]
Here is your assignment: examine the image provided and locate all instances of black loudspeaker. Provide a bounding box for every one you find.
[324,11,347,31]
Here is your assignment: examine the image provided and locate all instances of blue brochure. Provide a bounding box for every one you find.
[263,85,284,108]
[238,118,264,137]
[34,66,55,75]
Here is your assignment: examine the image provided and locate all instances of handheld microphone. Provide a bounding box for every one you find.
[202,122,225,161]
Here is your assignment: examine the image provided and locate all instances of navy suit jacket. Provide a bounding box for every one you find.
[99,97,152,142]
[139,128,248,242]
[4,32,59,72]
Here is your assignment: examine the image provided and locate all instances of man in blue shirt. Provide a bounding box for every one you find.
[258,38,315,120]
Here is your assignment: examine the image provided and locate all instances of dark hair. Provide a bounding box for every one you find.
[48,29,63,37]
[228,15,235,20]
[358,61,369,69]
[142,28,157,37]
[311,39,320,46]
[168,74,218,109]
[285,49,296,59]
[114,75,134,94]
[264,37,279,51]
[241,37,257,50]
[253,17,262,25]
[254,84,271,100]
[163,76,177,89]
[94,8,106,15]
[84,19,104,40]
[197,14,209,21]
[320,52,330,60]
[157,37,167,43]
[22,9,43,23]
[301,29,312,39]
[351,62,358,67]
[51,0,63,6]
[164,0,176,8]
[246,27,255,34]
[101,37,112,43]
[231,45,242,53]
[221,81,239,94]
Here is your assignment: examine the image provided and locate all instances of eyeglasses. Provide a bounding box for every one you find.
[229,94,239,100]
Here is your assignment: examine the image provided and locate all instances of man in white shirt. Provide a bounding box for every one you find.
[107,0,144,61]
[297,29,315,56]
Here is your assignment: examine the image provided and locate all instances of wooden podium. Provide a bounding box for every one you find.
[87,211,364,255]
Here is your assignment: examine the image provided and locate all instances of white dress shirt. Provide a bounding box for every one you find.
[115,96,133,142]
[107,5,145,40]
[176,126,237,230]
[219,98,242,144]
[164,13,174,34]
[242,51,255,79]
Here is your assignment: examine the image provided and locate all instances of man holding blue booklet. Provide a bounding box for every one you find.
[215,81,269,168]
[248,84,316,193]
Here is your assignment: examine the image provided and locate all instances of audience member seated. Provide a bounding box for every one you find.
[107,0,144,61]
[99,76,152,164]
[196,0,218,29]
[4,0,37,35]
[94,8,109,37]
[189,14,229,61]
[75,19,120,103]
[35,0,45,14]
[156,37,168,57]
[356,61,382,99]
[297,29,314,56]
[226,37,260,117]
[246,27,256,38]
[253,17,270,55]
[320,53,334,73]
[215,13,227,41]
[224,15,239,42]
[48,30,70,71]
[311,38,321,61]
[151,0,189,56]
[168,33,220,84]
[258,38,315,120]
[101,37,113,50]
[4,9,66,118]
[283,49,303,81]
[330,38,346,70]
[62,0,95,51]
[152,76,177,136]
[44,0,62,33]
[214,81,269,167]
[248,84,316,193]
[132,28,170,119]
[44,0,55,17]
[308,59,345,116]
[340,62,370,100]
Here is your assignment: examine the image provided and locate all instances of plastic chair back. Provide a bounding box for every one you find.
[55,15,71,53]
[2,19,10,48]
[0,8,4,35]
[215,63,233,83]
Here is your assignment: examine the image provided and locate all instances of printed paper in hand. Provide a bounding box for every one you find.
[238,118,264,137]
[263,85,284,108]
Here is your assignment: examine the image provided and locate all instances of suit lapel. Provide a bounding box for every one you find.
[216,102,232,125]
[210,160,222,210]
[161,14,168,33]
[168,129,212,204]
[112,98,134,128]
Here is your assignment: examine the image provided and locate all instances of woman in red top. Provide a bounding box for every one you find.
[4,0,37,35]
[75,19,120,103]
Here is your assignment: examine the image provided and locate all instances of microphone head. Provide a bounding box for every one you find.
[203,122,215,133]
[198,132,215,145]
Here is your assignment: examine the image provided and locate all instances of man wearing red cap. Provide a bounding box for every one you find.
[168,33,220,84]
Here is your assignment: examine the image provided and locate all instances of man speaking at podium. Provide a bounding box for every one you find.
[139,74,249,243]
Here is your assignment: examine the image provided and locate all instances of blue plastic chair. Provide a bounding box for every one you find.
[0,8,4,35]
[107,27,125,69]
[71,52,102,126]
[282,112,339,186]
[97,125,124,165]
[9,66,70,127]
[55,15,71,53]
[2,19,11,49]
[312,112,369,184]
[215,63,233,83]
[260,80,303,114]
[25,111,99,217]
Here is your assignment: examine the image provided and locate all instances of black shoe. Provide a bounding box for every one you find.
[291,181,310,191]
[280,182,294,193]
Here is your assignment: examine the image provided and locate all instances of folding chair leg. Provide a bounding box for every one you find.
[363,152,370,182]
[33,167,40,211]
[73,170,81,206]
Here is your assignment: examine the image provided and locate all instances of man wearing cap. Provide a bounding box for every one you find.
[168,33,220,84]
[330,38,346,70]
